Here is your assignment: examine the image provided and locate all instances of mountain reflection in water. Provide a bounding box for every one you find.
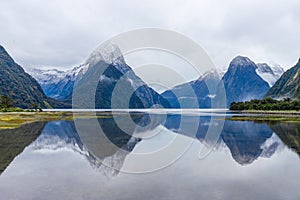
[0,112,297,176]
[0,112,300,200]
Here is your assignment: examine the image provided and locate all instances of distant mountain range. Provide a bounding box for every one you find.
[29,53,285,108]
[25,67,77,100]
[266,59,300,99]
[0,43,169,109]
[161,69,222,108]
[2,43,300,109]
[162,56,284,107]
[256,63,284,87]
[27,42,169,109]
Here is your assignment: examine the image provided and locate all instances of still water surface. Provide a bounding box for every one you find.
[0,110,299,200]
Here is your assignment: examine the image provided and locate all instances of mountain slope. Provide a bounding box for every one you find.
[219,56,270,106]
[0,45,63,108]
[162,56,273,108]
[161,69,222,108]
[75,42,170,108]
[26,66,87,100]
[266,59,300,99]
[31,42,169,109]
[26,68,69,100]
[256,63,284,87]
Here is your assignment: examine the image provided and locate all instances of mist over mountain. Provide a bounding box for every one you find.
[27,42,170,108]
[24,44,288,108]
[161,56,281,108]
[266,58,300,99]
[256,63,284,87]
[26,68,75,100]
[161,69,223,108]
[219,56,271,106]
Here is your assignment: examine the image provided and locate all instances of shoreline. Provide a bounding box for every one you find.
[0,111,114,129]
[227,110,300,123]
[0,111,153,129]
[226,109,300,123]
[239,110,300,115]
[1,109,300,129]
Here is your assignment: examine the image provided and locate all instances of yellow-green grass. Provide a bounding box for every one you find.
[0,112,116,129]
[226,115,300,124]
[240,110,300,115]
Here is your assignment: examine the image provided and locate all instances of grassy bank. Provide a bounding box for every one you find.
[226,109,300,123]
[0,111,118,129]
[0,111,149,129]
[227,116,300,123]
[0,112,73,129]
[240,110,300,115]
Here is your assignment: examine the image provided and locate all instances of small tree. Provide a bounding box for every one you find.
[30,102,43,112]
[283,97,291,102]
[0,95,14,110]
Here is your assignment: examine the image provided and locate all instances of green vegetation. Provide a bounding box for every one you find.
[227,116,300,124]
[230,97,300,111]
[0,45,49,109]
[0,112,76,129]
[0,45,69,109]
[0,107,24,112]
[0,95,44,112]
[0,111,116,129]
[0,95,13,109]
[0,95,20,112]
[266,58,300,99]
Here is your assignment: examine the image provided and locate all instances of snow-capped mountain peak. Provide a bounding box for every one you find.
[85,41,126,67]
[66,64,89,81]
[26,42,127,100]
[256,63,284,87]
[202,68,224,80]
[25,68,68,84]
[256,63,274,75]
[269,63,285,75]
[230,56,255,67]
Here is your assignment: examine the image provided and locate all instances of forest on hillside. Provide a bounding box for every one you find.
[230,97,300,111]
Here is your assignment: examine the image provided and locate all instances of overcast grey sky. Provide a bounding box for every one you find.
[0,0,300,70]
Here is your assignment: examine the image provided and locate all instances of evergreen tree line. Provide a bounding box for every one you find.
[0,95,42,112]
[230,97,300,111]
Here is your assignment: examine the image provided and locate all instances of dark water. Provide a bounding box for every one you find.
[0,111,299,200]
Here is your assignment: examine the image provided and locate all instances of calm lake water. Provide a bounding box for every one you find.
[0,110,299,200]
